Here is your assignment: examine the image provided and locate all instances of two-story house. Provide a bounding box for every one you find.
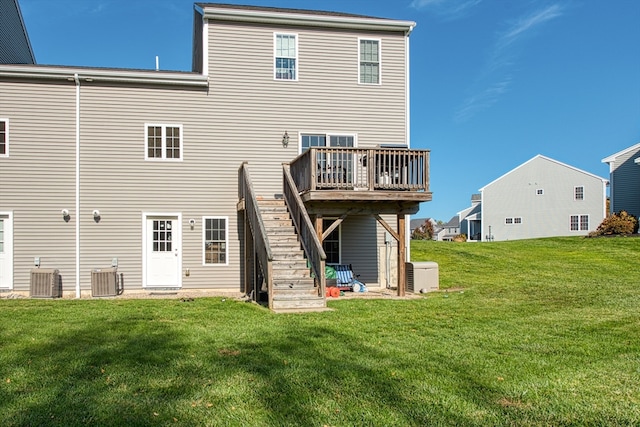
[0,3,431,311]
[459,155,607,241]
[602,142,640,219]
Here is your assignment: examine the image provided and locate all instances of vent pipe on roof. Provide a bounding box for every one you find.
[155,56,159,71]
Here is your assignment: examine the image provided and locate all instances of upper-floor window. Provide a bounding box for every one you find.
[275,33,297,81]
[0,119,8,157]
[359,39,380,84]
[574,186,584,200]
[146,124,182,161]
[203,216,228,265]
[536,189,544,195]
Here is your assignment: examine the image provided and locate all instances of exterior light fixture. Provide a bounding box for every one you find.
[282,131,289,148]
[189,218,196,229]
[92,210,101,222]
[61,209,69,218]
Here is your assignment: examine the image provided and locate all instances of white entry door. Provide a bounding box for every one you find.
[144,215,181,288]
[0,214,13,289]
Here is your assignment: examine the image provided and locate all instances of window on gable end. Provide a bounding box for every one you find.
[574,186,584,200]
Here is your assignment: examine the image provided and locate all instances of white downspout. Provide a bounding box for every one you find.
[74,73,81,298]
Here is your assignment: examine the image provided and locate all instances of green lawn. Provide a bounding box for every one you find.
[1,237,638,426]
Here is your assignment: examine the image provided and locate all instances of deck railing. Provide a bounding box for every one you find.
[282,164,327,297]
[289,147,430,192]
[239,163,273,305]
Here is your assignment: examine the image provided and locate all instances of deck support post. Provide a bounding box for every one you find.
[397,214,406,297]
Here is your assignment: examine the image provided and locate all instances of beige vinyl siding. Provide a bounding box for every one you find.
[77,84,244,290]
[207,21,408,195]
[0,81,76,291]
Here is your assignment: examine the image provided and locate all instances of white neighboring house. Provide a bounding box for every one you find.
[459,155,608,242]
[602,142,640,219]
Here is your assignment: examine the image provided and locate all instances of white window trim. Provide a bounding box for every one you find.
[144,123,183,161]
[323,217,342,265]
[0,118,8,158]
[574,185,585,201]
[536,189,544,195]
[358,38,382,85]
[202,216,229,266]
[569,214,590,231]
[274,32,298,82]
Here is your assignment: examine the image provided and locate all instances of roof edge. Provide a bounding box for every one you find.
[199,3,416,34]
[479,154,608,191]
[0,64,208,87]
[601,142,640,164]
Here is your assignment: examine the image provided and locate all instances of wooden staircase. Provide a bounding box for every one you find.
[258,199,327,313]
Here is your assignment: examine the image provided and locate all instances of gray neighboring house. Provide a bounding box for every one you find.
[0,0,35,64]
[459,155,608,242]
[436,215,460,241]
[602,142,640,218]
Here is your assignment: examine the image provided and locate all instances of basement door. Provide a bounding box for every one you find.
[143,214,182,288]
[0,214,13,289]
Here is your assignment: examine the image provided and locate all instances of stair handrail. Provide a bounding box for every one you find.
[282,163,327,296]
[240,163,273,303]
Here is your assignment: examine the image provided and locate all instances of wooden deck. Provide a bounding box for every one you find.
[289,147,432,215]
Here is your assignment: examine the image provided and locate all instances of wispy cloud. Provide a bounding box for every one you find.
[410,0,482,20]
[497,4,564,50]
[454,77,512,122]
[454,3,565,122]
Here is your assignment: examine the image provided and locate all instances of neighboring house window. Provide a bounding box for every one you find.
[323,219,340,264]
[574,186,584,200]
[0,119,7,157]
[505,218,513,224]
[275,33,297,80]
[146,124,182,160]
[359,39,380,84]
[570,215,589,231]
[536,189,544,195]
[505,217,522,224]
[514,217,522,224]
[203,217,228,265]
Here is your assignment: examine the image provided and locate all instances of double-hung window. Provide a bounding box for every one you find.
[359,39,380,84]
[574,186,584,200]
[275,33,297,81]
[203,217,228,265]
[146,124,182,160]
[0,119,8,157]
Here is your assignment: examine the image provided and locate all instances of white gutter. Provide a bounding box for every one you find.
[201,6,416,34]
[0,65,209,87]
[74,73,81,298]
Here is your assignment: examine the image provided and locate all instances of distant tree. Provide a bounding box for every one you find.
[411,220,435,240]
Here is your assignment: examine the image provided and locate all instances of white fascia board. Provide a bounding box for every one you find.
[201,6,416,34]
[0,65,209,87]
[602,142,640,164]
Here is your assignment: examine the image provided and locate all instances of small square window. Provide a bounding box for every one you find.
[145,124,182,161]
[505,218,513,224]
[514,217,522,224]
[536,189,544,195]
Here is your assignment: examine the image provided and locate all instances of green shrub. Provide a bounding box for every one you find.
[590,210,639,236]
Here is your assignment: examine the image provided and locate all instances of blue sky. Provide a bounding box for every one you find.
[19,0,640,222]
